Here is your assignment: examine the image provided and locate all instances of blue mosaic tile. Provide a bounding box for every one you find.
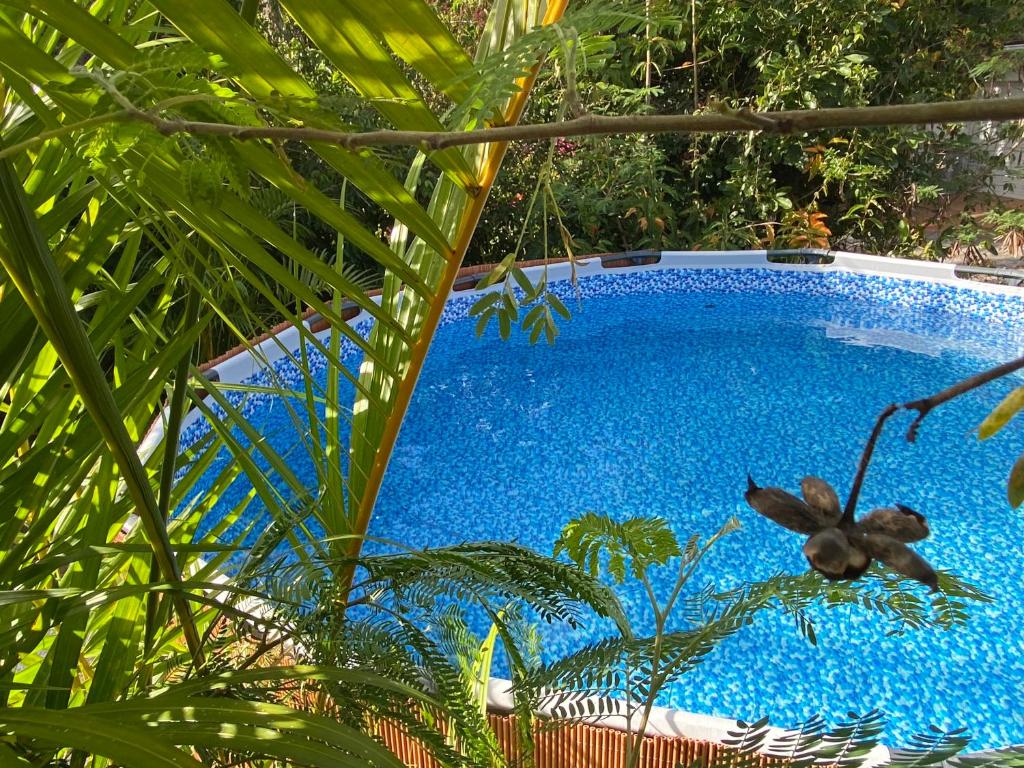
[177,267,1024,749]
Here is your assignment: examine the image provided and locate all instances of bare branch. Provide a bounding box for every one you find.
[903,353,1024,442]
[2,92,1024,161]
[846,353,1024,518]
[844,403,899,523]
[711,101,785,132]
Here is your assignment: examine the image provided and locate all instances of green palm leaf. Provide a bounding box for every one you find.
[2,664,438,768]
[147,0,455,255]
[0,709,201,768]
[276,0,479,187]
[344,0,569,575]
[0,158,204,663]
[0,0,572,762]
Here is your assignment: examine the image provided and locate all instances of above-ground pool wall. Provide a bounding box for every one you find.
[177,248,1024,419]
[168,247,1016,414]
[144,249,1024,755]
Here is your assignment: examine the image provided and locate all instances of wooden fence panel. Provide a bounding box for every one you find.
[373,712,788,768]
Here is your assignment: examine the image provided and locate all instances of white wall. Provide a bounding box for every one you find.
[985,49,1023,200]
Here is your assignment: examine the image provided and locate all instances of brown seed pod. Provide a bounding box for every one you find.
[857,504,929,543]
[803,528,871,580]
[800,475,842,523]
[744,473,938,590]
[859,532,938,591]
[745,475,839,534]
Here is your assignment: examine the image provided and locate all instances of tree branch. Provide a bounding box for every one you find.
[902,354,1024,442]
[846,353,1024,519]
[844,403,899,523]
[2,94,1024,160]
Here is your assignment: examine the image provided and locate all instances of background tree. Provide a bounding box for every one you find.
[464,0,1024,261]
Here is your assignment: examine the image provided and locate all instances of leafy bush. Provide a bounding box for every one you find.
[464,0,1024,263]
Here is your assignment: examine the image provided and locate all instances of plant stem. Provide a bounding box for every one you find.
[691,0,699,112]
[843,403,899,523]
[626,569,664,768]
[644,0,653,105]
[846,352,1024,519]
[144,277,203,660]
[902,353,1024,442]
[337,0,572,598]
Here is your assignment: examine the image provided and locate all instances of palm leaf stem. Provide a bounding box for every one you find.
[339,0,571,596]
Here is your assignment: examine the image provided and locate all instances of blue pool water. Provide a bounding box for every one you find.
[180,268,1024,749]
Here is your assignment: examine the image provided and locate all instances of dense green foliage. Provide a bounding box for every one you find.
[258,513,992,768]
[464,0,1024,261]
[0,0,572,762]
[1,0,1023,765]
[238,0,1024,283]
[51,0,1020,351]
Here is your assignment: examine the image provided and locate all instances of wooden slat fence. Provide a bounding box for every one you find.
[376,712,786,768]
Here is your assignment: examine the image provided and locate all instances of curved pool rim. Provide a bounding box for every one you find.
[167,249,1024,405]
[150,250,1024,755]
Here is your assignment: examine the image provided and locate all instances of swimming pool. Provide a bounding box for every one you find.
[178,253,1024,749]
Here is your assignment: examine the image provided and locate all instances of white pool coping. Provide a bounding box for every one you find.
[485,678,896,766]
[140,249,1024,760]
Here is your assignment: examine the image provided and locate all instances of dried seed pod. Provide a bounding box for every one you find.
[803,528,870,580]
[800,475,842,523]
[745,473,940,591]
[860,532,938,591]
[745,475,823,534]
[857,504,929,543]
